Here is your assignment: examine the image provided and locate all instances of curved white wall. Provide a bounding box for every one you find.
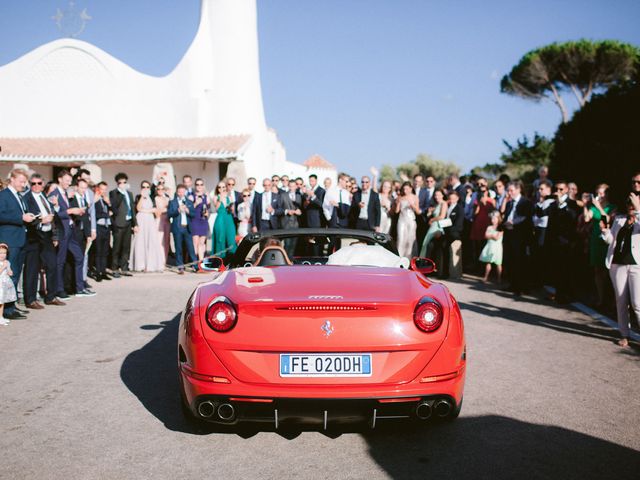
[0,0,280,175]
[174,0,267,136]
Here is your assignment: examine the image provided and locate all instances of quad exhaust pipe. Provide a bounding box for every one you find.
[415,399,452,419]
[197,400,216,418]
[201,398,450,423]
[415,401,433,420]
[197,401,236,422]
[217,403,236,422]
[434,399,452,417]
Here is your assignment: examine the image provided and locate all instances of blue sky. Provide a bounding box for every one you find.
[1,0,639,178]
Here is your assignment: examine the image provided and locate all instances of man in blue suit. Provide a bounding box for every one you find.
[49,170,93,298]
[168,184,197,274]
[0,168,36,319]
[302,174,325,228]
[414,174,433,249]
[23,173,62,308]
[251,178,282,233]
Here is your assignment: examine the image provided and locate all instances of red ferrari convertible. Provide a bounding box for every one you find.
[178,229,465,429]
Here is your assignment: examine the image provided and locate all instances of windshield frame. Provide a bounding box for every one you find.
[227,228,398,268]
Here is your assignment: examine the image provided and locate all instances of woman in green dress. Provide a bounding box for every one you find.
[419,189,447,257]
[584,183,616,307]
[211,181,237,258]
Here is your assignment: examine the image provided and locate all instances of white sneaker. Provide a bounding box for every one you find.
[0,319,10,326]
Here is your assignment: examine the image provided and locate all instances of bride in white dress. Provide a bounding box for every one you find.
[395,181,422,259]
[378,180,393,235]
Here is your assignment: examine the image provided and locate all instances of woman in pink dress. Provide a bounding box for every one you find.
[154,184,171,263]
[130,181,165,272]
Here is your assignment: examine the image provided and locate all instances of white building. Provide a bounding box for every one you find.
[0,0,334,191]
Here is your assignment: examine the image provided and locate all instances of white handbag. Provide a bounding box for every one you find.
[437,218,453,228]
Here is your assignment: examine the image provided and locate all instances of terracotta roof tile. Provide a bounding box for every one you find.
[303,154,334,169]
[0,136,250,162]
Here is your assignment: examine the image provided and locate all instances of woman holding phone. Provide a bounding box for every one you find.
[601,196,640,347]
[584,184,616,308]
[211,181,236,258]
[190,178,210,261]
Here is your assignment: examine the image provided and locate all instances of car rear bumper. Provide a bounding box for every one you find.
[180,365,465,427]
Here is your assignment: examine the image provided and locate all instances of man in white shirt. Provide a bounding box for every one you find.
[349,176,381,231]
[251,178,281,232]
[109,173,137,277]
[246,177,257,209]
[280,175,290,193]
[502,181,533,295]
[323,173,351,228]
[77,169,97,280]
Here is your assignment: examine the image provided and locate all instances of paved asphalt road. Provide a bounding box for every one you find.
[1,272,638,480]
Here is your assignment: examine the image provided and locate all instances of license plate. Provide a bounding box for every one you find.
[280,353,372,377]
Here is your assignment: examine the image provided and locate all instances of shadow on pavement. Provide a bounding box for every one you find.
[364,415,640,479]
[120,314,276,436]
[120,314,211,434]
[446,276,553,305]
[460,300,620,342]
[119,312,640,473]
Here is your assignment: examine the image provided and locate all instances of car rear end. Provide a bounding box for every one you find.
[178,266,466,428]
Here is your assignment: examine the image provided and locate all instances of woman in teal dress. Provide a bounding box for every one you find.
[419,189,447,257]
[211,181,237,258]
[585,183,616,307]
[479,211,503,283]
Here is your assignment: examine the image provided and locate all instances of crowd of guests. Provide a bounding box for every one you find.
[0,166,638,348]
[381,167,639,348]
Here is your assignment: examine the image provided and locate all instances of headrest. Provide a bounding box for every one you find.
[255,245,292,267]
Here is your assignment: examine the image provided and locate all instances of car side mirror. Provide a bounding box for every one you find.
[410,257,436,276]
[200,256,226,272]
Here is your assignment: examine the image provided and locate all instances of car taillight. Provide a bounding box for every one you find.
[183,291,197,332]
[413,298,443,333]
[205,297,237,332]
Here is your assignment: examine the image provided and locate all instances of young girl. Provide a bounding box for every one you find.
[479,211,503,283]
[0,244,17,325]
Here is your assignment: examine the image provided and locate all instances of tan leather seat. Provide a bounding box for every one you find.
[254,245,293,267]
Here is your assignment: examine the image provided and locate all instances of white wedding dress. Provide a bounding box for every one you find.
[396,199,416,259]
[379,195,392,235]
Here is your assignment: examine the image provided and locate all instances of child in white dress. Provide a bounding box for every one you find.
[479,211,503,283]
[0,243,17,325]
